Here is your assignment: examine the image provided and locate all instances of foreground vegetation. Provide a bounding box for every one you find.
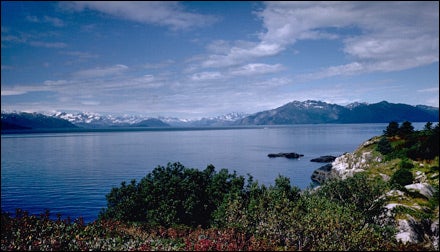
[2,122,438,251]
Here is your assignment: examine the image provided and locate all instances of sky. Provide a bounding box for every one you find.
[1,1,439,119]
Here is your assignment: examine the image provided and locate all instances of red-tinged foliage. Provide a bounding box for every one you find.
[182,227,275,251]
[2,208,435,251]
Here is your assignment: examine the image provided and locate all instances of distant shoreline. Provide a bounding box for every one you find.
[2,122,436,135]
[0,125,262,135]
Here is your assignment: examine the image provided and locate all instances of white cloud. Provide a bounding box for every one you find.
[1,35,25,43]
[130,75,164,89]
[43,16,65,27]
[299,62,365,80]
[26,16,39,23]
[1,28,67,48]
[201,42,284,68]
[73,64,129,78]
[63,1,218,30]
[189,63,283,81]
[190,71,223,81]
[198,2,438,77]
[1,89,27,96]
[143,60,175,69]
[81,100,100,106]
[29,41,67,48]
[262,2,438,76]
[44,80,72,86]
[1,85,49,96]
[417,87,439,93]
[230,63,284,76]
[26,15,65,27]
[61,51,98,59]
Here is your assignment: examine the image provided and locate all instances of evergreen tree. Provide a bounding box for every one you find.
[398,121,414,137]
[384,121,399,137]
[376,137,392,155]
[424,121,433,131]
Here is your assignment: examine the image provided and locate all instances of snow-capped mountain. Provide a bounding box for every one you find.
[50,111,249,128]
[1,111,78,130]
[52,112,158,128]
[345,102,369,109]
[3,100,438,131]
[189,112,249,126]
[234,100,439,125]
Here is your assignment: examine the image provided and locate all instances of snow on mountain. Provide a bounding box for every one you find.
[51,112,149,127]
[51,111,249,127]
[205,112,249,121]
[235,100,439,125]
[345,102,369,109]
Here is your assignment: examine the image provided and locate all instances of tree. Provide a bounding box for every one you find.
[383,121,399,137]
[376,137,392,155]
[424,121,433,131]
[398,121,414,137]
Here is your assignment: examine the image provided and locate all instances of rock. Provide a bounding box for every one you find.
[404,183,435,198]
[396,217,424,244]
[267,152,304,159]
[310,155,337,163]
[330,151,373,179]
[311,164,333,184]
[431,218,439,250]
[394,214,438,248]
[414,171,427,183]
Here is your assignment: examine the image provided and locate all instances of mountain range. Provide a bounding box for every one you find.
[1,100,438,131]
[234,100,439,125]
[1,112,78,130]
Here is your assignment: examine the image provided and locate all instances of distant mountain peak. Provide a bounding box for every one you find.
[49,111,250,127]
[235,100,439,125]
[345,102,368,109]
[3,100,438,130]
[1,111,78,130]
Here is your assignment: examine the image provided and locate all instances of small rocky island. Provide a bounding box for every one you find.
[267,152,304,159]
[311,163,333,184]
[310,155,337,163]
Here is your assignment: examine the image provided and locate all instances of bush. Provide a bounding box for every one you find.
[390,167,414,187]
[99,162,245,228]
[315,172,389,224]
[376,136,393,155]
[214,172,396,250]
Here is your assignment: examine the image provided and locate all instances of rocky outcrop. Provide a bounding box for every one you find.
[310,137,383,183]
[331,151,383,179]
[310,151,381,184]
[308,136,439,250]
[310,155,337,163]
[390,208,439,249]
[268,152,304,159]
[311,164,334,184]
[405,183,435,198]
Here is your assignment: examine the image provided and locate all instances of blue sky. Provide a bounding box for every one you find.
[1,1,439,119]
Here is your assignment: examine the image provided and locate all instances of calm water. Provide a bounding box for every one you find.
[1,123,427,222]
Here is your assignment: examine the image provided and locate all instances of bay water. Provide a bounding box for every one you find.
[1,123,427,223]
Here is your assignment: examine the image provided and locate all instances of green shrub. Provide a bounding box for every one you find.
[99,162,245,228]
[376,136,393,155]
[390,167,414,187]
[399,159,414,169]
